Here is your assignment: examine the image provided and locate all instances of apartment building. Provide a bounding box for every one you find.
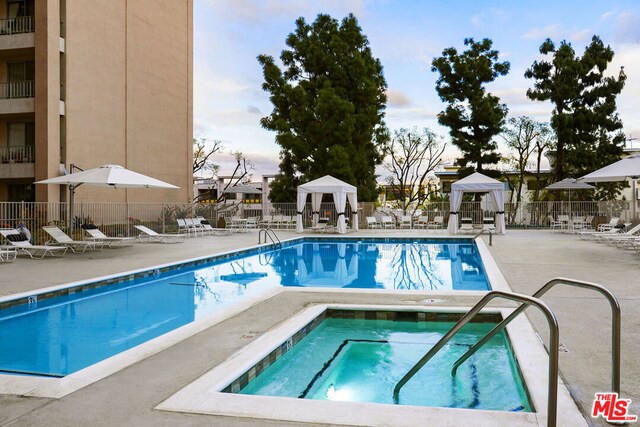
[0,0,193,203]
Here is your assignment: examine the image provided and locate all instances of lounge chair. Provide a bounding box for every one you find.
[82,225,135,247]
[366,216,381,229]
[597,223,640,246]
[426,216,444,230]
[399,215,412,229]
[381,216,396,229]
[459,217,475,234]
[311,217,330,232]
[413,216,429,229]
[42,226,104,253]
[577,217,621,240]
[0,228,68,259]
[134,225,185,243]
[482,216,496,232]
[0,246,17,262]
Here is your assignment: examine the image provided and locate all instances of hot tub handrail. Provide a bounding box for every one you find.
[451,277,621,395]
[392,291,559,427]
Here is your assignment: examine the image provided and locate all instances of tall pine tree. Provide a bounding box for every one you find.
[258,14,388,202]
[431,38,510,177]
[525,36,626,191]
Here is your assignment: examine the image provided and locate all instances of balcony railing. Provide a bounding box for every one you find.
[0,80,34,99]
[0,16,35,35]
[0,145,34,163]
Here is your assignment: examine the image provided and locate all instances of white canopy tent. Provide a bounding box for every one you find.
[447,172,506,235]
[296,175,358,234]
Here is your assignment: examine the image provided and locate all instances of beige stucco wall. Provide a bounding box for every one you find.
[55,0,193,204]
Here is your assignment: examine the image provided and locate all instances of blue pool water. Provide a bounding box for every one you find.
[0,238,490,377]
[239,318,531,411]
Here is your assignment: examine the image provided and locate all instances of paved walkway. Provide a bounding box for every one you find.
[0,229,638,426]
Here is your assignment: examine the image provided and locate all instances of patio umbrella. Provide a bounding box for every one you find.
[35,164,179,233]
[544,178,595,216]
[579,154,640,219]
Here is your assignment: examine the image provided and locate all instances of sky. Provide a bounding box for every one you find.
[194,0,640,177]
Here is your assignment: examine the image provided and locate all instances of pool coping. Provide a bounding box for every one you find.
[156,303,587,427]
[0,236,503,399]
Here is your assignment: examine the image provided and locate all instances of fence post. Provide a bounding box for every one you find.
[162,204,166,233]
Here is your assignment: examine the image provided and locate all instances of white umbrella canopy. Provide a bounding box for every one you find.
[579,154,640,219]
[35,164,179,189]
[545,178,595,217]
[579,154,640,182]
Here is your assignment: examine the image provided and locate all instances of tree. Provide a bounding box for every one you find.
[383,128,446,214]
[258,13,388,202]
[431,38,510,177]
[525,36,626,190]
[193,138,222,176]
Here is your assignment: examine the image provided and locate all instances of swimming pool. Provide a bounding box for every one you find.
[0,238,490,379]
[236,315,531,411]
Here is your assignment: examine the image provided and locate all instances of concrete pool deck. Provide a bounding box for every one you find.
[0,229,638,426]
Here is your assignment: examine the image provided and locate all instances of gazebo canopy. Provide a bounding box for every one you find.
[296,175,358,234]
[448,172,506,235]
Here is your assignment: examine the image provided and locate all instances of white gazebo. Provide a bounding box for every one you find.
[447,172,506,235]
[296,175,358,234]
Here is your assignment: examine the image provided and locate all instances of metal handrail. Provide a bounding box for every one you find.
[258,228,281,249]
[451,278,621,395]
[473,228,492,246]
[392,291,559,427]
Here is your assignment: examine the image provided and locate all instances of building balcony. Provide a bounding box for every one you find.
[0,145,34,179]
[0,80,34,114]
[0,16,35,51]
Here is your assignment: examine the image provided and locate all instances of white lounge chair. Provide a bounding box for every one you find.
[577,217,621,240]
[43,226,104,253]
[82,225,135,247]
[366,216,381,229]
[482,216,496,232]
[459,217,475,234]
[399,215,412,229]
[0,246,17,262]
[597,223,640,246]
[381,216,396,229]
[426,216,444,230]
[548,215,563,231]
[0,228,68,259]
[134,225,185,243]
[311,217,330,232]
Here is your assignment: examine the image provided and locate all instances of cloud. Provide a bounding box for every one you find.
[615,12,640,44]
[569,29,592,42]
[522,24,561,40]
[386,88,412,107]
[471,14,482,28]
[600,9,618,21]
[247,105,262,114]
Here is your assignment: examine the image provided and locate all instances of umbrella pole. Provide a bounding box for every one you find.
[633,179,637,221]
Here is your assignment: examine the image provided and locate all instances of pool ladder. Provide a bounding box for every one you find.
[258,228,281,250]
[473,228,492,246]
[392,278,621,427]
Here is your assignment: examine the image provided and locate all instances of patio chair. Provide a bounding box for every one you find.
[426,216,444,230]
[482,216,496,232]
[366,216,381,229]
[311,217,330,232]
[381,216,396,229]
[42,226,105,253]
[246,217,259,230]
[399,215,412,229]
[82,225,135,247]
[134,225,185,243]
[413,216,429,229]
[596,223,640,246]
[459,217,475,234]
[547,215,563,231]
[577,217,621,240]
[0,246,17,262]
[0,228,68,259]
[259,215,272,229]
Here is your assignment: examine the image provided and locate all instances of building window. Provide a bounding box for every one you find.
[8,60,35,82]
[8,183,34,202]
[7,122,34,147]
[6,0,34,18]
